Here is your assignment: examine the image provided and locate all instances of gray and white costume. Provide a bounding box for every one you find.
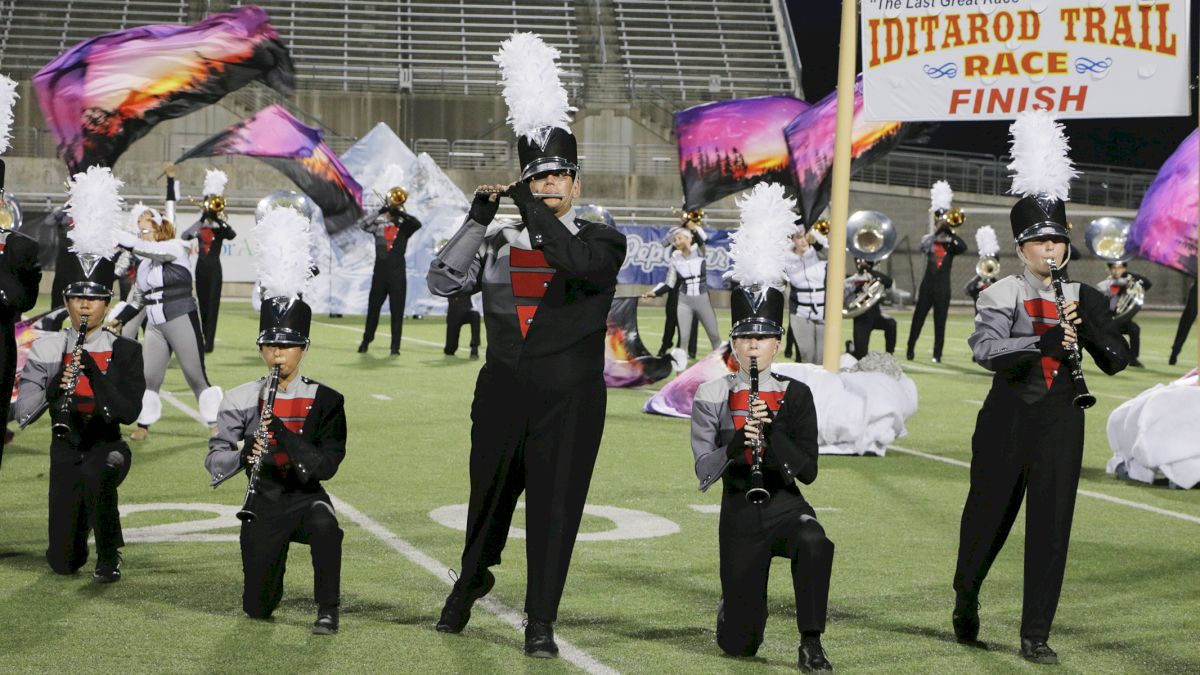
[785,248,826,364]
[650,248,720,353]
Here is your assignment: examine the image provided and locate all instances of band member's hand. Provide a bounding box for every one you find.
[640,291,655,300]
[743,418,763,443]
[59,366,76,390]
[749,399,772,422]
[469,186,503,225]
[105,320,123,332]
[506,180,535,206]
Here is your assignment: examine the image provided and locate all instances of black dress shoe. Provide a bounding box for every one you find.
[1130,358,1144,368]
[469,348,479,359]
[312,606,339,635]
[798,636,833,673]
[524,619,558,658]
[952,591,981,645]
[357,342,369,353]
[436,569,495,633]
[93,553,122,584]
[905,346,915,361]
[1020,638,1059,665]
[1169,352,1179,366]
[389,349,400,356]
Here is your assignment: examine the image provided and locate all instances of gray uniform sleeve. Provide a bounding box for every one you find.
[968,282,1039,371]
[427,216,487,297]
[691,379,734,492]
[206,390,251,484]
[12,337,58,426]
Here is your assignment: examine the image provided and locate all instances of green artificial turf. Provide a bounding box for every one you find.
[1,302,1196,674]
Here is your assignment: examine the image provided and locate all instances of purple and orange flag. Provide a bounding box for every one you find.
[1128,129,1198,276]
[176,104,363,230]
[34,6,294,173]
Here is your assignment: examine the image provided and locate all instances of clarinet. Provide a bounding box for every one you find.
[51,316,90,438]
[237,364,282,523]
[1047,259,1096,409]
[745,356,771,505]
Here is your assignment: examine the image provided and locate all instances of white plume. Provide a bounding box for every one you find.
[0,74,17,156]
[724,183,798,288]
[65,166,124,257]
[975,225,999,258]
[1006,111,1076,201]
[203,168,228,197]
[252,205,315,300]
[930,180,953,212]
[495,32,574,147]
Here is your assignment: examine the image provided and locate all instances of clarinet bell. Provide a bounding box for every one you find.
[746,485,771,505]
[1073,392,1096,409]
[236,507,257,523]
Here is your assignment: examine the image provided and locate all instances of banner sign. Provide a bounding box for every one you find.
[859,0,1191,120]
[617,226,732,289]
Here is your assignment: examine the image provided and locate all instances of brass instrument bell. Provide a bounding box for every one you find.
[386,186,408,208]
[0,192,21,229]
[203,193,226,217]
[942,207,965,228]
[975,256,1000,279]
[845,210,897,262]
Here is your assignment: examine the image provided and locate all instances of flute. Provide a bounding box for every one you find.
[474,186,564,199]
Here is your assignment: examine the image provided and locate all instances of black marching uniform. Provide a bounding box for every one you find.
[0,225,42,467]
[358,206,421,354]
[907,229,967,361]
[206,298,346,631]
[428,129,626,629]
[444,292,480,357]
[847,265,896,358]
[181,184,234,354]
[1168,280,1196,366]
[953,195,1128,656]
[13,265,144,579]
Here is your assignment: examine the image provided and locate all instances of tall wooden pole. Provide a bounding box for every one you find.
[821,0,858,372]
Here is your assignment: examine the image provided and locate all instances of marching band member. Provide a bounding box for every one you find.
[784,224,827,364]
[1169,281,1197,366]
[111,203,221,441]
[443,291,480,358]
[427,33,626,658]
[180,169,235,353]
[642,225,720,359]
[964,226,1000,311]
[206,206,344,635]
[952,113,1128,665]
[846,258,896,358]
[907,181,967,363]
[690,184,834,673]
[1096,261,1152,368]
[356,171,422,355]
[13,166,144,582]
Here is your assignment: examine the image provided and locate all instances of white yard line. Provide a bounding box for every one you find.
[688,504,839,514]
[889,445,1200,525]
[312,320,444,348]
[161,392,618,675]
[371,394,392,401]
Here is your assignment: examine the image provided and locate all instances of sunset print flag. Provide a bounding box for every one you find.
[34,6,294,172]
[1128,129,1198,276]
[176,104,364,230]
[675,96,809,210]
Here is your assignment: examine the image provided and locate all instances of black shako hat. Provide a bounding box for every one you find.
[63,256,116,300]
[729,285,785,338]
[1011,194,1070,244]
[518,127,578,181]
[257,296,312,347]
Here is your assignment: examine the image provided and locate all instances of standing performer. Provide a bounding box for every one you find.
[785,224,827,364]
[181,169,234,353]
[964,226,1000,310]
[846,259,896,358]
[356,175,422,355]
[642,226,720,358]
[690,183,833,673]
[952,113,1128,665]
[427,33,626,658]
[1096,261,1152,368]
[657,209,706,358]
[1168,281,1197,366]
[111,204,221,441]
[207,206,344,634]
[13,166,144,581]
[443,292,480,358]
[907,181,968,363]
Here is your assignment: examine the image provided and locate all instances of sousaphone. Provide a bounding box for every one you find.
[1085,217,1143,320]
[843,210,897,318]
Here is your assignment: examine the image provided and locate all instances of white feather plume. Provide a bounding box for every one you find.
[724,183,798,288]
[252,205,315,300]
[1006,111,1076,201]
[495,32,574,147]
[975,225,999,258]
[0,74,18,156]
[930,180,953,212]
[65,166,124,257]
[203,168,228,197]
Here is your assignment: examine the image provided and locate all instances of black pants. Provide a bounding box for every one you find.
[908,278,951,359]
[195,257,222,353]
[458,362,607,622]
[46,444,131,574]
[1114,318,1140,359]
[241,494,343,619]
[445,303,480,355]
[954,390,1084,640]
[0,323,16,469]
[1170,283,1197,360]
[362,261,406,351]
[716,488,834,656]
[852,311,896,359]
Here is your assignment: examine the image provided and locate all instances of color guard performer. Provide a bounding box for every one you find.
[356,174,422,355]
[952,113,1128,665]
[656,209,706,358]
[784,222,827,364]
[206,206,345,634]
[181,169,235,353]
[642,224,720,359]
[427,33,626,658]
[690,184,833,673]
[906,181,967,363]
[13,166,144,581]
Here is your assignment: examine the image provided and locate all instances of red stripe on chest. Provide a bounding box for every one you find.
[383,224,399,251]
[1023,298,1061,390]
[65,350,113,408]
[199,227,215,255]
[933,241,948,270]
[728,389,785,430]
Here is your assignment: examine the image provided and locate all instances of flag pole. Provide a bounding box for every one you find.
[821,0,858,372]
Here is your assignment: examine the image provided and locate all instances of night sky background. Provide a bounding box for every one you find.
[784,0,1199,170]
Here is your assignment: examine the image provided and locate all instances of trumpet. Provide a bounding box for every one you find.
[474,186,563,199]
[187,194,226,218]
[807,217,830,245]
